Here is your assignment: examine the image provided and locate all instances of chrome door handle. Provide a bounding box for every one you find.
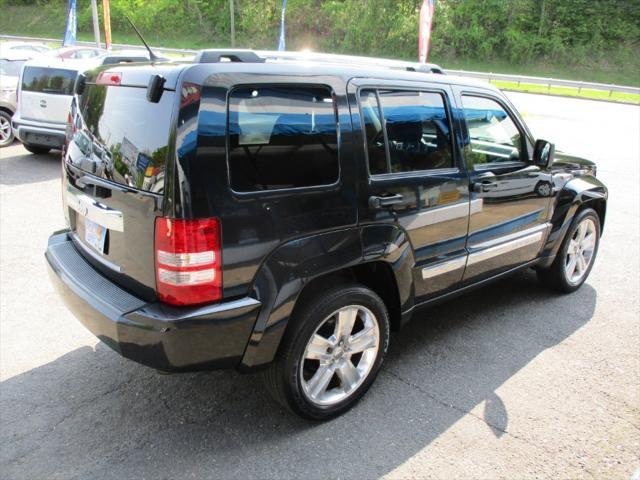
[369,194,404,209]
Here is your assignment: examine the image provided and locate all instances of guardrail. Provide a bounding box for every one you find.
[2,34,639,97]
[445,69,640,96]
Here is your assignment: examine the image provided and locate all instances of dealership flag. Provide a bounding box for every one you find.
[418,0,435,63]
[277,0,287,51]
[62,0,77,46]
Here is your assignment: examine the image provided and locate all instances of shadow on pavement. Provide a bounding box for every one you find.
[0,146,61,186]
[0,269,597,479]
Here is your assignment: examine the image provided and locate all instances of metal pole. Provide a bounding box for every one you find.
[91,0,101,48]
[229,0,235,47]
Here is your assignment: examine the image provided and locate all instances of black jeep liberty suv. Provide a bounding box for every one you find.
[46,50,607,419]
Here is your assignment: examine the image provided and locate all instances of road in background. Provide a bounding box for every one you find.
[1,93,638,479]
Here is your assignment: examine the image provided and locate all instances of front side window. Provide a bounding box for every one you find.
[461,95,523,167]
[228,85,339,192]
[359,88,454,175]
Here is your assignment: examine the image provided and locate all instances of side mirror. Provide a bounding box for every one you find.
[533,139,555,168]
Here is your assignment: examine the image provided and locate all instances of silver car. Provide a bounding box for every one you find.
[0,52,31,147]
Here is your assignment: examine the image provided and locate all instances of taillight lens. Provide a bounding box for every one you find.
[154,217,222,306]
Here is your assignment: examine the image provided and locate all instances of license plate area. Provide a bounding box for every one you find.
[80,216,107,254]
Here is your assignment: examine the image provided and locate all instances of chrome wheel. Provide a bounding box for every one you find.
[300,305,380,406]
[0,114,13,146]
[565,217,597,284]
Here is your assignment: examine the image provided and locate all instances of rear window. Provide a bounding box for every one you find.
[75,84,173,193]
[21,66,76,95]
[228,85,339,192]
[0,59,25,77]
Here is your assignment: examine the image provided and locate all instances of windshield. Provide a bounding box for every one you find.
[0,59,25,77]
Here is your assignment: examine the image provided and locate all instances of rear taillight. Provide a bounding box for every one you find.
[154,217,222,306]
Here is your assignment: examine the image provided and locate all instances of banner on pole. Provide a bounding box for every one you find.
[102,0,112,50]
[418,0,435,63]
[277,0,287,51]
[62,0,77,46]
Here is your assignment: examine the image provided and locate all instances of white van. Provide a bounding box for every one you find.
[11,58,96,154]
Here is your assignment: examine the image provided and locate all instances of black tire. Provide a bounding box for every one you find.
[23,143,51,155]
[0,110,14,148]
[534,180,553,197]
[537,207,601,293]
[262,283,390,420]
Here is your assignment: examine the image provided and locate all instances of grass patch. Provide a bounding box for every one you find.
[491,80,640,104]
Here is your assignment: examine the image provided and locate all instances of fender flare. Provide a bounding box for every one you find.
[239,224,416,370]
[538,175,607,266]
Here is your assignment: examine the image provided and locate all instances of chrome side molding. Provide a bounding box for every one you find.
[467,223,550,266]
[422,255,467,280]
[421,223,551,279]
[66,185,124,232]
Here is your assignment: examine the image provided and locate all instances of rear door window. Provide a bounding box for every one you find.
[227,85,339,192]
[21,67,76,95]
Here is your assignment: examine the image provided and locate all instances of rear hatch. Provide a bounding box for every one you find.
[63,64,182,300]
[20,65,78,123]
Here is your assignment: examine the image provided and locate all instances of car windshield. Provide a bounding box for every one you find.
[0,59,26,77]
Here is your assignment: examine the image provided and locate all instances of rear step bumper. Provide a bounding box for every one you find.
[12,117,66,148]
[45,231,261,372]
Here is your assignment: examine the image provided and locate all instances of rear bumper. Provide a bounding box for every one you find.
[46,232,261,372]
[12,115,65,148]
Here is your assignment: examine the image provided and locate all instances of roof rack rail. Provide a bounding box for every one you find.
[195,49,265,64]
[255,50,445,74]
[193,48,444,74]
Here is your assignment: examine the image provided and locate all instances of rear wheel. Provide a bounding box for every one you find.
[262,284,390,420]
[23,143,51,155]
[0,111,14,148]
[537,208,600,293]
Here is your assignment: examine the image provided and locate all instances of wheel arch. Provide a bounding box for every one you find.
[539,175,608,265]
[239,224,415,371]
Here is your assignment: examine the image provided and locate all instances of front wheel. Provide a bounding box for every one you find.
[537,208,601,293]
[262,284,390,420]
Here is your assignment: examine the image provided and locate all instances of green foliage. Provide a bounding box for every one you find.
[1,0,639,85]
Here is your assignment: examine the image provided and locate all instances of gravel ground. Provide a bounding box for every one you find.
[1,92,638,479]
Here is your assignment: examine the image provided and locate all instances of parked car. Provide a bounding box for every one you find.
[46,50,607,420]
[11,57,95,153]
[0,51,31,147]
[48,46,106,60]
[95,49,168,65]
[1,41,50,55]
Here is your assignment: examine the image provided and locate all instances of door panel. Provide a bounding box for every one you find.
[456,89,552,280]
[349,80,470,300]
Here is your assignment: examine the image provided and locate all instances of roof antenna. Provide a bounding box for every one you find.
[125,16,160,63]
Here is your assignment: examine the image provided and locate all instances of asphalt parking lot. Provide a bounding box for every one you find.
[1,92,638,479]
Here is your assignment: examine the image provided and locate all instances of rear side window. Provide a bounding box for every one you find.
[359,89,454,175]
[75,84,173,193]
[228,85,339,192]
[21,67,76,95]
